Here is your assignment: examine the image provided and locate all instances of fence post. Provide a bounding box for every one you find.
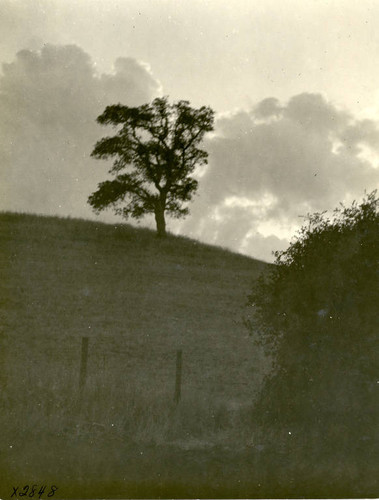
[79,337,89,391]
[174,349,182,404]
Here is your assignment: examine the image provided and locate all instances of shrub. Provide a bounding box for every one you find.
[246,191,378,448]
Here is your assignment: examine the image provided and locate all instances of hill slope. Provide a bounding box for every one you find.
[1,212,267,405]
[2,214,375,498]
[0,213,273,494]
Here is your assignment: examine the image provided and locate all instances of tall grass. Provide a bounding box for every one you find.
[1,355,256,449]
[2,345,377,497]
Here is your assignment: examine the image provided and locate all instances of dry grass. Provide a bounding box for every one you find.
[2,213,375,497]
[1,359,256,450]
[0,212,270,494]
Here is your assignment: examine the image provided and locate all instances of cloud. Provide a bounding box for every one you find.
[0,44,160,217]
[1,51,378,263]
[176,93,379,260]
[253,97,282,119]
[99,57,160,106]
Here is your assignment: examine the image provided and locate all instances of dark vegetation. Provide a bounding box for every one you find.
[246,191,379,496]
[89,97,214,237]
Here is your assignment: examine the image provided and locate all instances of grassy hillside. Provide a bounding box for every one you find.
[1,212,272,496]
[1,212,267,397]
[1,213,375,498]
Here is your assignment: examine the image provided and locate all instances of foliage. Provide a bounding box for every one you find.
[88,96,214,236]
[247,191,379,437]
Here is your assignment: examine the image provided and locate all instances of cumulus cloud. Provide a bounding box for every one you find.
[176,92,379,261]
[253,97,282,119]
[0,44,160,217]
[1,51,378,262]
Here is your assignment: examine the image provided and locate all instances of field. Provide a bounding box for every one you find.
[0,213,270,497]
[1,213,376,499]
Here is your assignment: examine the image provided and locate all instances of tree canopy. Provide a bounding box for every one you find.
[246,191,378,449]
[88,96,214,237]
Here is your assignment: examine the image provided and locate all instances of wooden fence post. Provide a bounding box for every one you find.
[79,337,89,391]
[174,349,182,404]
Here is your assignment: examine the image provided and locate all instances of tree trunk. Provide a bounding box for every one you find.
[154,205,166,238]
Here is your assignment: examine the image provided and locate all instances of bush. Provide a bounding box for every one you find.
[246,191,378,448]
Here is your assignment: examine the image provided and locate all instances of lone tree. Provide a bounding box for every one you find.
[88,96,214,237]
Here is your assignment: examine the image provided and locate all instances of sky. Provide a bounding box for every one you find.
[1,0,379,261]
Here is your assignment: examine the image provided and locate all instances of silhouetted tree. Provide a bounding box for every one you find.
[88,97,214,237]
[246,191,378,449]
